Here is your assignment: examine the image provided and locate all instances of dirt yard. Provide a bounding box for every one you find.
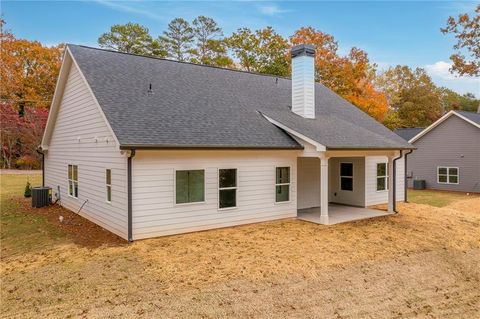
[1,173,479,318]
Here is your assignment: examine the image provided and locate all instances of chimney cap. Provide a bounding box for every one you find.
[291,44,315,58]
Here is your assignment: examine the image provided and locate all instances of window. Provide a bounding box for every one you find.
[68,164,78,198]
[275,167,290,202]
[376,163,389,191]
[340,163,353,191]
[176,170,205,204]
[106,169,112,203]
[438,167,459,184]
[219,169,237,209]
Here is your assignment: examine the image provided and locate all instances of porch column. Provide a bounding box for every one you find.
[387,156,394,213]
[320,156,329,224]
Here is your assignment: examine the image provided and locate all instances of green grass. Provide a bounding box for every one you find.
[407,189,477,207]
[1,173,67,257]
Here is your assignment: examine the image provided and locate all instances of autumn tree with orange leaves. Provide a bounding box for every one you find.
[290,27,388,121]
[0,19,63,112]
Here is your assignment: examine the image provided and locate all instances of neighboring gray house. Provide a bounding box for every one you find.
[41,44,413,241]
[396,110,480,193]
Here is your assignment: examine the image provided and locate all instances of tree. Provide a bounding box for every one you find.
[290,27,388,121]
[159,18,194,61]
[1,19,63,110]
[98,22,165,57]
[377,66,443,128]
[441,5,480,76]
[226,28,259,72]
[0,103,23,168]
[190,16,232,67]
[0,103,48,169]
[227,27,290,76]
[440,88,480,112]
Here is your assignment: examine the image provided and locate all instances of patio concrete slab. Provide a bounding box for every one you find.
[297,204,392,225]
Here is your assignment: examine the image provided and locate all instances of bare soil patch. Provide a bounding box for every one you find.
[1,188,479,318]
[19,198,126,249]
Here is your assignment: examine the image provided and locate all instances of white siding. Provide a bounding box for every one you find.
[297,157,320,209]
[132,150,298,239]
[291,55,315,119]
[44,62,128,239]
[328,157,366,207]
[365,156,405,206]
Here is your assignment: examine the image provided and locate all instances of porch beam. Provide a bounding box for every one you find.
[326,150,397,158]
[387,156,395,213]
[320,156,329,224]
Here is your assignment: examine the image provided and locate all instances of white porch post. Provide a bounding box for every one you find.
[387,155,395,213]
[320,156,329,224]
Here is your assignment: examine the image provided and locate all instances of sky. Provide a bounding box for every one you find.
[3,0,479,96]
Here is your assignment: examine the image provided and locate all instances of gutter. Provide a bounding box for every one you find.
[127,149,136,242]
[392,150,403,213]
[403,149,414,202]
[36,147,45,187]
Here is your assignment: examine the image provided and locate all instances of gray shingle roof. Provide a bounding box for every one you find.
[68,44,413,150]
[394,128,424,141]
[456,110,480,125]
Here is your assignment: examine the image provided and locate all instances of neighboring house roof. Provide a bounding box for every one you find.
[409,110,480,143]
[394,128,424,141]
[45,44,413,150]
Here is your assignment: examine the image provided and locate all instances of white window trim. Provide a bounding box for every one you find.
[68,164,78,199]
[275,166,291,204]
[376,162,389,192]
[218,168,238,211]
[105,169,112,204]
[340,162,354,192]
[174,168,207,206]
[437,166,459,185]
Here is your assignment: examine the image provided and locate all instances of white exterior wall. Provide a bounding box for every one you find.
[132,150,298,239]
[44,62,128,239]
[365,156,405,206]
[297,157,320,209]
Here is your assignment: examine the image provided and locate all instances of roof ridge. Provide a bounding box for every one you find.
[68,43,292,81]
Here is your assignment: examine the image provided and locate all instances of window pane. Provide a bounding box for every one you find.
[377,177,386,191]
[341,177,353,191]
[69,181,73,196]
[340,163,353,177]
[276,167,290,184]
[176,171,189,204]
[438,175,447,183]
[74,182,78,197]
[377,163,386,176]
[449,175,458,184]
[219,169,236,188]
[438,167,447,175]
[68,165,72,179]
[448,168,458,176]
[219,189,236,208]
[188,170,205,203]
[106,169,111,185]
[73,166,78,181]
[276,185,289,202]
[107,186,112,202]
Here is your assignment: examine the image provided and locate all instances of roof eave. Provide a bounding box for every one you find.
[326,146,416,151]
[119,144,304,151]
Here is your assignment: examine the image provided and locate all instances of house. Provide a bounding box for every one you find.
[395,110,480,193]
[40,44,413,241]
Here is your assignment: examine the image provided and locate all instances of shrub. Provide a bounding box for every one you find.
[24,181,32,198]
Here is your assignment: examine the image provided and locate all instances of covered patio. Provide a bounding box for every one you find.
[295,148,401,225]
[297,204,392,225]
